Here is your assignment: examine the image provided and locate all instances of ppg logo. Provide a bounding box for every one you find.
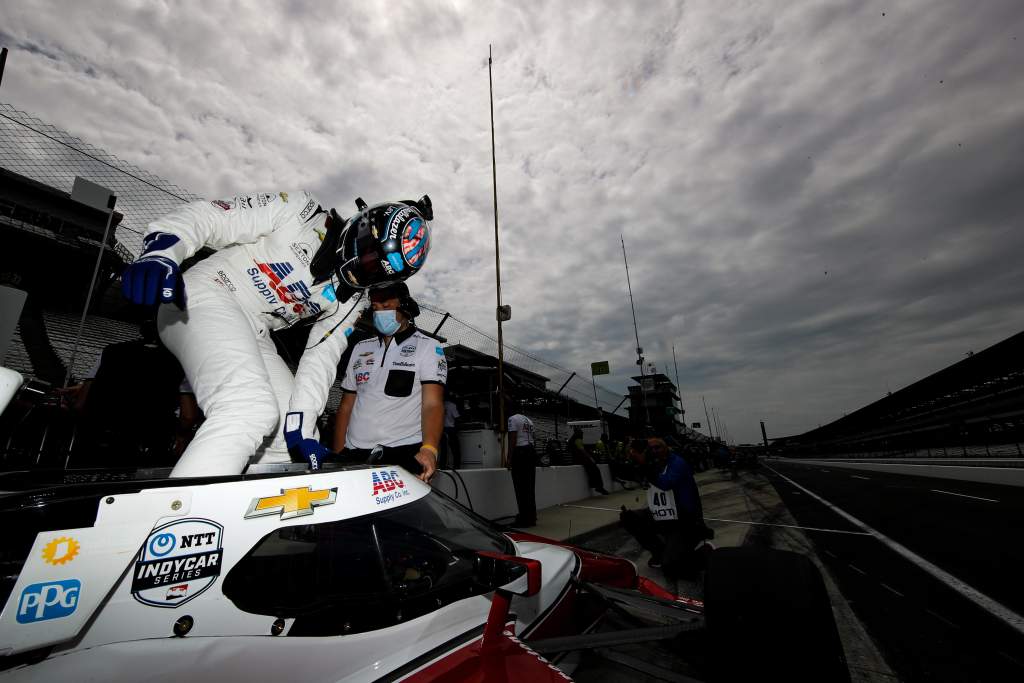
[17,580,81,623]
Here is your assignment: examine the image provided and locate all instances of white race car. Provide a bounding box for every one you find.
[0,458,849,682]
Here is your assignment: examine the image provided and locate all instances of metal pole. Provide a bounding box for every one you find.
[556,372,576,395]
[672,344,682,434]
[672,345,681,396]
[488,44,508,457]
[621,235,649,426]
[702,395,714,440]
[64,197,117,387]
[0,48,8,90]
[431,312,450,337]
[612,395,628,415]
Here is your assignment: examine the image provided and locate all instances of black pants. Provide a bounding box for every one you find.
[341,443,424,476]
[620,508,706,579]
[510,444,537,525]
[579,454,606,491]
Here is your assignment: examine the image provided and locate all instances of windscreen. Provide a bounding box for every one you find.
[222,490,514,636]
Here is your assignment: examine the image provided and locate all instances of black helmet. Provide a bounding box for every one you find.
[311,195,433,290]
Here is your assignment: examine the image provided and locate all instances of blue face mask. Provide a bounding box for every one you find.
[373,309,401,336]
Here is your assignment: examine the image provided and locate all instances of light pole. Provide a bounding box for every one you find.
[488,44,508,459]
[621,235,649,428]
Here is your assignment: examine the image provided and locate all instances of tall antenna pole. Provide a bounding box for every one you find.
[622,235,643,372]
[672,344,682,433]
[621,235,649,428]
[488,44,508,459]
[702,395,714,439]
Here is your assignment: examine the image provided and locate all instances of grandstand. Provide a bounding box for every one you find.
[776,330,1024,458]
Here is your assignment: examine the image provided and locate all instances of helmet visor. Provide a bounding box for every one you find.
[339,217,393,289]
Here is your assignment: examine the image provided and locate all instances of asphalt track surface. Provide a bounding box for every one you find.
[765,461,1024,682]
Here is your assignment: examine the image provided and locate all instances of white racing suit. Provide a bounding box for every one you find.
[145,191,365,477]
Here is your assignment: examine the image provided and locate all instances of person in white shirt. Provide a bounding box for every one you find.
[333,283,445,482]
[442,393,461,469]
[505,400,537,527]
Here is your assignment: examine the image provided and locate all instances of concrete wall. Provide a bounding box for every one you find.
[431,464,620,521]
[779,458,1024,487]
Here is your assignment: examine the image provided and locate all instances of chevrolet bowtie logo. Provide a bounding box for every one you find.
[244,486,338,520]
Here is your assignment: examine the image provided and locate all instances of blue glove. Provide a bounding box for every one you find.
[122,255,185,308]
[122,232,186,308]
[283,412,331,471]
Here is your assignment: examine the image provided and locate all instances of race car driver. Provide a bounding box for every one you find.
[332,282,445,482]
[122,191,433,477]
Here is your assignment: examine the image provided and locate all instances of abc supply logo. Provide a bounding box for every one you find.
[17,580,81,624]
[245,486,338,520]
[131,518,224,608]
[247,261,321,316]
[41,536,80,566]
[371,470,410,506]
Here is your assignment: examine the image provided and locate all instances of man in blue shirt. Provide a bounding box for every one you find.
[620,437,711,578]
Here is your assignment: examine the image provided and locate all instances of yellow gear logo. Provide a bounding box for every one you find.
[41,536,80,566]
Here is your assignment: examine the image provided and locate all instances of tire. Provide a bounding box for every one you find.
[703,547,849,682]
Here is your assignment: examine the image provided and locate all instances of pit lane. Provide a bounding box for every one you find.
[527,467,893,682]
[764,460,1024,682]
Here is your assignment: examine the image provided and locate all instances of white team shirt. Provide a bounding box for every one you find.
[341,328,447,449]
[507,413,535,447]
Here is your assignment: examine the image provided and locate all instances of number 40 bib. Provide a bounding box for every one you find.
[647,486,678,521]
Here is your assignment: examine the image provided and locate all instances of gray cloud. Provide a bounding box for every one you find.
[2,0,1022,442]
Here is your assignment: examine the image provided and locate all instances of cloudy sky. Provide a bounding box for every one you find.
[2,0,1023,442]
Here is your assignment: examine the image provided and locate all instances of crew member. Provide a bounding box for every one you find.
[569,427,609,495]
[122,191,433,477]
[506,400,537,527]
[442,391,462,469]
[333,282,444,482]
[619,438,710,577]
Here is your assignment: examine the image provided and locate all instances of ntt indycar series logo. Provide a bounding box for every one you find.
[371,470,410,505]
[131,518,224,608]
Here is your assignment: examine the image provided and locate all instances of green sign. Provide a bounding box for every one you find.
[591,360,610,376]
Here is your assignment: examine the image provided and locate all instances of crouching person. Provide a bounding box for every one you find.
[619,438,712,578]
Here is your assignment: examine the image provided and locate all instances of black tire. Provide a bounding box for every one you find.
[704,547,849,682]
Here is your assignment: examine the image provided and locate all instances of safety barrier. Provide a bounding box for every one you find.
[431,463,621,521]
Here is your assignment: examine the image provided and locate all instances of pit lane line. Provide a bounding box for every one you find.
[557,504,872,535]
[765,463,1024,638]
[843,474,1000,503]
[930,488,1000,503]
